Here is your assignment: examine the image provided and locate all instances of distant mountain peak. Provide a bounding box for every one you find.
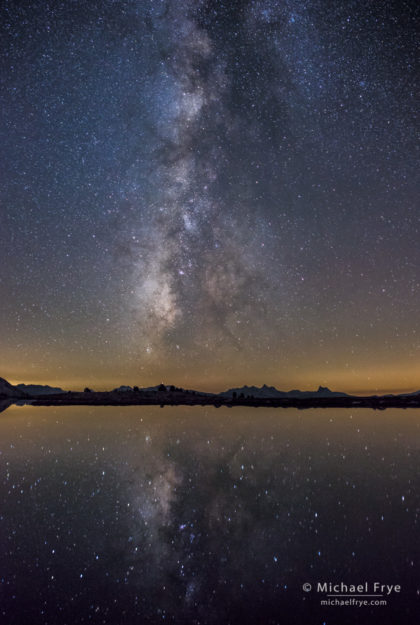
[0,377,28,398]
[17,383,66,396]
[220,384,349,399]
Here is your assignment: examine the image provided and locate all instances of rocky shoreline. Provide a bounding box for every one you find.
[23,390,420,409]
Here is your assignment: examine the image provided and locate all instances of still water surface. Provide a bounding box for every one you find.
[0,405,419,624]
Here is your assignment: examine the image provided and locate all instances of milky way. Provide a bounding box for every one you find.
[0,0,418,391]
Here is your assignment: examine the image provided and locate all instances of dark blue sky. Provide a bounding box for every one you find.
[0,0,418,392]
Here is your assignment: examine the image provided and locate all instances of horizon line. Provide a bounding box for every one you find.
[7,378,420,397]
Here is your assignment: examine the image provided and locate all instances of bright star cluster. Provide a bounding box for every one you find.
[0,0,418,392]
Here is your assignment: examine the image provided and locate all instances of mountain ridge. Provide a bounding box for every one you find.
[219,384,350,398]
[0,377,28,399]
[16,384,66,396]
[4,376,420,402]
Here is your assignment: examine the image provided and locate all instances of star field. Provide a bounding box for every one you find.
[0,0,418,392]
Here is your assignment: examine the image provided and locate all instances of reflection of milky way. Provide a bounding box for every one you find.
[1,405,419,624]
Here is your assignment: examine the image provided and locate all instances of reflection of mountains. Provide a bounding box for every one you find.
[0,400,12,414]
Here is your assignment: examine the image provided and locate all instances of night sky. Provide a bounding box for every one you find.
[1,0,418,393]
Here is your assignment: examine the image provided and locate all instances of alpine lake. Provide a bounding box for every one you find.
[0,404,419,624]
